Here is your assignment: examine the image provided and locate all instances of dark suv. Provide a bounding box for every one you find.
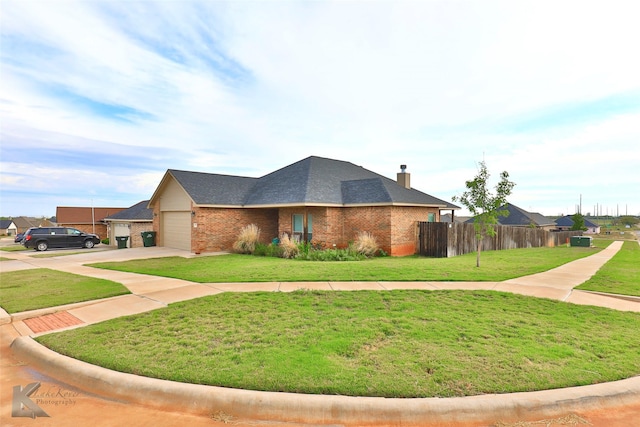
[22,227,101,251]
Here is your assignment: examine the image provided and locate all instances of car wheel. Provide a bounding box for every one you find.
[36,241,48,251]
[84,240,95,249]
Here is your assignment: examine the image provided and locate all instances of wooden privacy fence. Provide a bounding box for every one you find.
[418,222,583,258]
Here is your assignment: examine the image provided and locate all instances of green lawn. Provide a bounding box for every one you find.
[37,289,640,398]
[0,245,28,252]
[0,269,130,313]
[576,241,640,297]
[89,244,607,283]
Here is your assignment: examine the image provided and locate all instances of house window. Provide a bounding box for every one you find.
[428,213,435,222]
[292,214,312,242]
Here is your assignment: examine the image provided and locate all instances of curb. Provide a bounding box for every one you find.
[11,336,640,425]
[581,290,640,303]
[1,294,133,324]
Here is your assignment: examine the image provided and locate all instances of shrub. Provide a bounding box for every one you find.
[298,247,365,261]
[354,231,378,257]
[279,233,299,259]
[102,238,110,245]
[233,224,261,254]
[254,243,283,257]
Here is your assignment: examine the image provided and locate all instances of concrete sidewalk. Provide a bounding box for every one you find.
[2,240,639,426]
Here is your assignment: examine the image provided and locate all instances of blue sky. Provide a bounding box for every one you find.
[1,0,639,218]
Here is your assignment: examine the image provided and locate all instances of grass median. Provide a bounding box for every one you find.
[0,269,130,313]
[89,244,608,283]
[36,289,640,398]
[576,240,640,296]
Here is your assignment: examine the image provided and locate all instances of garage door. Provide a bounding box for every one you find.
[162,211,191,251]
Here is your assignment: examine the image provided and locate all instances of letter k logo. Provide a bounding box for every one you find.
[12,382,50,418]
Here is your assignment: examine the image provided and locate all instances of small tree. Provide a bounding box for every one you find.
[570,213,587,231]
[453,161,515,267]
[620,216,639,227]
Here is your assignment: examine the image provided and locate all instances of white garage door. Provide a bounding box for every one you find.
[162,211,191,251]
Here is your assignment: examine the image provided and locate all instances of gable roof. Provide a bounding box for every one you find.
[151,156,459,209]
[104,201,153,221]
[56,206,127,224]
[555,215,598,228]
[466,203,555,227]
[0,219,15,229]
[12,216,39,229]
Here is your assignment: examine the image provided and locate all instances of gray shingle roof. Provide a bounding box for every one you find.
[105,200,153,221]
[169,170,257,205]
[167,156,459,209]
[555,215,598,228]
[0,219,14,229]
[466,203,554,227]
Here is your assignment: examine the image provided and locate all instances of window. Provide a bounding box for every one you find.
[292,214,313,243]
[428,213,435,222]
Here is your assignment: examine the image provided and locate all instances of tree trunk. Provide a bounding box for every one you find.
[476,239,481,267]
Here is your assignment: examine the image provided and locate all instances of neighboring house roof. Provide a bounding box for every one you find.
[0,219,15,230]
[12,216,39,229]
[466,203,555,227]
[440,214,471,223]
[57,206,127,224]
[555,215,598,228]
[152,156,459,209]
[104,201,153,221]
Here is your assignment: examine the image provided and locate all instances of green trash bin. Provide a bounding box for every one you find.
[115,236,129,249]
[141,231,156,247]
[570,236,592,247]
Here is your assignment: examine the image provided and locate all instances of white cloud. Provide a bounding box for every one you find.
[1,0,639,217]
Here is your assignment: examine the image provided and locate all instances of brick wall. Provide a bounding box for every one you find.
[342,206,392,252]
[61,223,108,240]
[130,222,153,248]
[389,206,439,256]
[192,208,278,253]
[277,206,439,256]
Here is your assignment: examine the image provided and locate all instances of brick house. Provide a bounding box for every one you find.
[555,215,600,234]
[56,206,127,239]
[148,156,459,256]
[0,219,17,236]
[103,201,154,248]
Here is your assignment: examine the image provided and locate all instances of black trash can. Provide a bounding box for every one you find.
[141,231,156,247]
[115,236,129,249]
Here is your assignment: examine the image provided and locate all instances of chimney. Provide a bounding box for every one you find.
[397,164,410,189]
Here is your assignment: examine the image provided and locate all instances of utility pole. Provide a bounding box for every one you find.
[579,194,582,215]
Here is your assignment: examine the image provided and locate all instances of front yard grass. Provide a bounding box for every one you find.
[36,289,640,398]
[576,240,640,297]
[89,244,608,283]
[0,269,130,313]
[0,245,28,252]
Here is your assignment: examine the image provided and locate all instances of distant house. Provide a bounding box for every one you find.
[147,156,459,256]
[103,201,154,248]
[555,215,600,234]
[466,203,556,231]
[9,216,55,234]
[440,214,471,224]
[0,220,17,236]
[56,206,127,240]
